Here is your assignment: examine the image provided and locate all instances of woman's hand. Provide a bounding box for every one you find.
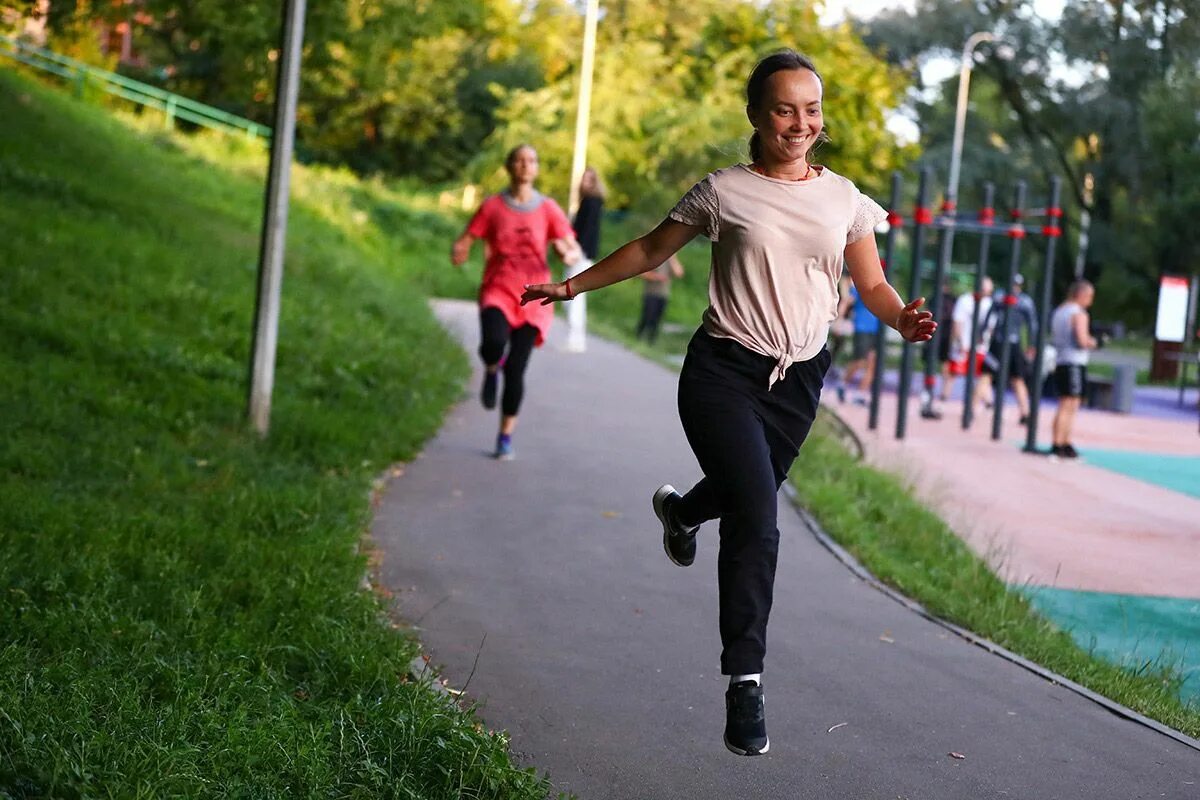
[521,282,572,306]
[552,237,583,267]
[450,236,471,267]
[896,297,937,343]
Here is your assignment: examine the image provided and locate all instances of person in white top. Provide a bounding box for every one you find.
[946,276,995,411]
[1049,280,1098,459]
[521,49,935,756]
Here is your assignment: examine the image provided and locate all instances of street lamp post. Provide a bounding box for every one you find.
[946,32,998,214]
[563,0,600,354]
[921,31,1001,417]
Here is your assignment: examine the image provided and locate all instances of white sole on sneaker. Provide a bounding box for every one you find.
[652,484,689,568]
[723,735,769,756]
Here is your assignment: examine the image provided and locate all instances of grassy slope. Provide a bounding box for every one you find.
[0,69,549,797]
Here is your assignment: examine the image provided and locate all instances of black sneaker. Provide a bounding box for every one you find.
[1019,414,1030,426]
[652,485,698,567]
[1062,444,1079,459]
[724,680,769,756]
[481,371,498,410]
[920,406,943,420]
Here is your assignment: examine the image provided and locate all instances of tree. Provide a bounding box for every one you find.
[856,0,1200,327]
[474,1,915,212]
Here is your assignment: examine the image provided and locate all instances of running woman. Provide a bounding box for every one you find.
[522,51,935,755]
[451,144,581,460]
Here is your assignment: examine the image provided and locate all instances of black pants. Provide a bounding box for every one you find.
[479,307,538,416]
[636,295,668,342]
[673,330,830,675]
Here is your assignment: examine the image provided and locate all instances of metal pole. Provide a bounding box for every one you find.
[962,182,995,429]
[991,180,1026,441]
[1074,172,1094,279]
[247,0,306,436]
[567,0,600,219]
[929,31,993,419]
[896,167,931,440]
[1024,177,1062,453]
[945,32,995,213]
[869,172,903,431]
[921,202,953,419]
[563,0,599,354]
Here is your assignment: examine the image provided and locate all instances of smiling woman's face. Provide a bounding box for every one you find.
[747,68,824,166]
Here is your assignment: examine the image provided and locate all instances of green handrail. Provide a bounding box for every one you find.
[0,34,271,140]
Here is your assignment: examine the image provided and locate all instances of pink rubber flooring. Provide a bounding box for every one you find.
[828,388,1200,598]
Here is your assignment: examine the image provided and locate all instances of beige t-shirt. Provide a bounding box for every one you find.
[668,164,886,386]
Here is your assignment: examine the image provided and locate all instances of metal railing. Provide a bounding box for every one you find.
[0,34,271,140]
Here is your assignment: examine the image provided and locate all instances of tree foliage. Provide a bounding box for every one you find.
[22,1,913,211]
[474,1,915,211]
[856,0,1200,326]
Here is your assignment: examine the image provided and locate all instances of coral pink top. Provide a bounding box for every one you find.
[466,191,574,346]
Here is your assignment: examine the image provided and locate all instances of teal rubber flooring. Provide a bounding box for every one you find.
[1023,585,1200,703]
[1079,447,1200,500]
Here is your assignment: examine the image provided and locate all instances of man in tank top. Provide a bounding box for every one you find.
[1049,280,1098,459]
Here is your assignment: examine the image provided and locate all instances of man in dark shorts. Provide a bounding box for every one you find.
[979,274,1037,424]
[925,278,960,418]
[836,283,878,404]
[1050,280,1098,458]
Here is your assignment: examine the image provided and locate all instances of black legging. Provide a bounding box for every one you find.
[636,295,668,342]
[673,330,829,675]
[479,307,538,416]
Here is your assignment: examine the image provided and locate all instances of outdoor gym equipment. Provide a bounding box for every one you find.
[867,167,1064,454]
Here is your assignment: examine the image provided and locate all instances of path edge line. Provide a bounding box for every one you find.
[781,481,1200,754]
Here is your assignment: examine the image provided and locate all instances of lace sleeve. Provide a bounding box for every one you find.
[667,176,720,241]
[847,191,888,244]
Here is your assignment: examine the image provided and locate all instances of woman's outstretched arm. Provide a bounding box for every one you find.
[522,218,702,305]
[843,234,936,343]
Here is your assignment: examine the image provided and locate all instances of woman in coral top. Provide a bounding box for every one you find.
[451,144,581,460]
[523,51,934,756]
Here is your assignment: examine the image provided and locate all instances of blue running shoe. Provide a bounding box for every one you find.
[495,433,514,461]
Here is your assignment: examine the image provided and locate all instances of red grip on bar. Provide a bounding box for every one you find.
[941,200,956,213]
[1007,225,1026,239]
[887,211,903,227]
[924,375,937,389]
[1047,207,1063,218]
[978,207,995,225]
[1010,208,1023,220]
[1041,225,1062,237]
[914,207,934,225]
[1004,293,1019,306]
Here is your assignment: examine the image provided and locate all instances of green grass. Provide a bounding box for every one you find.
[581,209,1200,739]
[789,423,1200,737]
[1085,360,1153,386]
[0,68,551,797]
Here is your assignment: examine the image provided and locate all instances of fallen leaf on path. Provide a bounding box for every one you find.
[949,752,966,760]
[879,633,895,644]
[602,511,620,518]
[827,722,848,733]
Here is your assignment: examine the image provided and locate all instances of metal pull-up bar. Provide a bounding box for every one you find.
[868,169,1065,452]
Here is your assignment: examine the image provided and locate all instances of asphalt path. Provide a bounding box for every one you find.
[371,299,1198,799]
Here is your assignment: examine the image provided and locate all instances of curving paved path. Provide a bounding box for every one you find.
[371,300,1198,799]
